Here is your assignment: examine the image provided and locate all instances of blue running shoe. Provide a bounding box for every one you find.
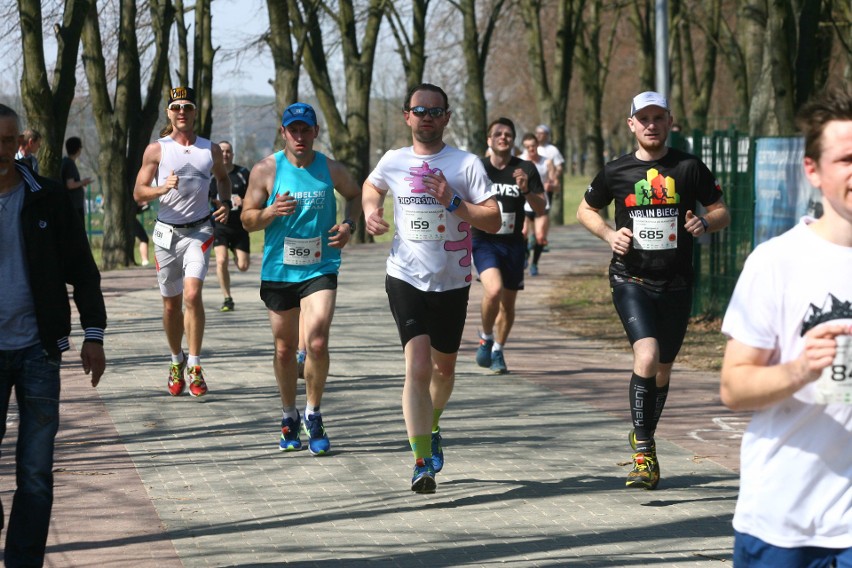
[296,350,306,380]
[303,413,331,456]
[411,458,436,494]
[475,338,494,368]
[490,350,508,374]
[530,263,539,276]
[431,430,444,473]
[279,413,303,451]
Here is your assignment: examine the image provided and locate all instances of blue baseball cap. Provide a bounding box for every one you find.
[281,103,318,127]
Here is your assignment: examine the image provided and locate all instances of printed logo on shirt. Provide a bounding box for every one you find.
[625,167,680,207]
[405,161,443,194]
[802,293,852,335]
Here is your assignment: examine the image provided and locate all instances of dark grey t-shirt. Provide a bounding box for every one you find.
[0,182,40,349]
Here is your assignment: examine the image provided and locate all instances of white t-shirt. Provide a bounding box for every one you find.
[721,218,852,548]
[521,143,564,169]
[156,136,214,224]
[367,144,493,292]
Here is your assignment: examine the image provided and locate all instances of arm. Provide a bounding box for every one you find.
[685,198,731,237]
[327,159,362,249]
[720,323,851,411]
[209,144,232,223]
[420,170,501,233]
[519,166,547,217]
[362,180,390,237]
[240,155,296,232]
[577,198,632,256]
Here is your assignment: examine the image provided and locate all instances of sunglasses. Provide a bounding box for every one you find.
[407,106,447,118]
[168,102,196,112]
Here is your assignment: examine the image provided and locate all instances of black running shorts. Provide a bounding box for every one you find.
[385,275,469,354]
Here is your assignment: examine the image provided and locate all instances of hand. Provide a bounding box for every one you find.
[212,200,230,223]
[422,171,452,207]
[608,227,633,256]
[268,191,297,217]
[792,324,852,388]
[685,210,705,236]
[366,207,389,236]
[81,342,106,387]
[512,168,529,194]
[162,169,179,195]
[81,177,94,186]
[328,221,352,249]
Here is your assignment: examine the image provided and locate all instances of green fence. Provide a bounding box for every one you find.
[688,127,754,318]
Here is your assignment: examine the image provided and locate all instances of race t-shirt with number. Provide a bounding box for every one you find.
[584,148,722,288]
[156,136,214,224]
[721,218,852,549]
[261,151,340,283]
[473,156,544,242]
[367,144,492,292]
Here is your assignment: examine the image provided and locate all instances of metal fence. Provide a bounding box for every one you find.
[686,127,755,318]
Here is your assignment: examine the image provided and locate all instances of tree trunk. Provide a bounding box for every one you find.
[194,0,214,138]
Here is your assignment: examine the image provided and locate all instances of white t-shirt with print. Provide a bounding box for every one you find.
[721,218,852,549]
[367,144,493,292]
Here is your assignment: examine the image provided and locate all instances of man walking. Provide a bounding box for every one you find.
[474,118,546,374]
[0,103,106,567]
[133,86,232,398]
[577,91,730,489]
[241,102,361,456]
[363,83,500,493]
[210,140,251,312]
[60,136,94,222]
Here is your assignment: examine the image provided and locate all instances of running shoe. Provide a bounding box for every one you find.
[297,350,306,380]
[279,413,303,451]
[529,263,539,276]
[411,458,436,494]
[302,413,331,456]
[431,430,444,473]
[220,297,235,312]
[475,338,494,368]
[625,451,660,490]
[167,357,187,396]
[490,350,508,374]
[628,428,656,453]
[187,366,208,397]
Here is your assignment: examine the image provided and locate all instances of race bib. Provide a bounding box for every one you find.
[152,221,174,249]
[402,208,447,241]
[633,216,677,250]
[496,204,515,235]
[283,236,322,265]
[815,335,852,404]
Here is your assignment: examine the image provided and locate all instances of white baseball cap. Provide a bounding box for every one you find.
[630,91,670,117]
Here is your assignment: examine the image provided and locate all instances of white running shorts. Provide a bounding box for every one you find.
[155,223,214,297]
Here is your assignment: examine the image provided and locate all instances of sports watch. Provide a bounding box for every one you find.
[446,194,462,213]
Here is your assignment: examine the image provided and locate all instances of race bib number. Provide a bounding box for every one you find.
[152,221,174,249]
[402,208,447,241]
[633,216,677,251]
[496,204,515,235]
[283,236,322,265]
[815,335,852,404]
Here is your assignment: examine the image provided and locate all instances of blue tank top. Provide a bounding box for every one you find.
[260,151,341,282]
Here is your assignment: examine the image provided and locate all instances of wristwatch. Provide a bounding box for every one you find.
[699,217,709,231]
[221,199,233,209]
[343,218,356,232]
[446,194,462,213]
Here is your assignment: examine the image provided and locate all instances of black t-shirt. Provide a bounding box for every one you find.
[472,156,544,242]
[584,148,723,287]
[210,164,250,229]
[60,156,84,211]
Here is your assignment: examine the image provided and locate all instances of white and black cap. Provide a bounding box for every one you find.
[630,91,670,117]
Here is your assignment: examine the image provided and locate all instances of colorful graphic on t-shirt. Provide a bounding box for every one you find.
[625,167,680,207]
[802,293,852,335]
[445,220,473,283]
[405,161,442,193]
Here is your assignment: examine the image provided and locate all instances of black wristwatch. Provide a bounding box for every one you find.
[446,194,462,213]
[222,199,233,209]
[343,218,356,232]
[699,216,709,231]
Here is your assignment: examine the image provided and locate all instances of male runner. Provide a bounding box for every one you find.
[133,86,232,398]
[363,83,500,493]
[241,102,361,456]
[473,118,546,374]
[577,91,730,489]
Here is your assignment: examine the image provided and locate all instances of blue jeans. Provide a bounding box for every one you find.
[735,530,852,567]
[0,343,61,568]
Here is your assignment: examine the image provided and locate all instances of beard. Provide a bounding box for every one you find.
[413,126,444,145]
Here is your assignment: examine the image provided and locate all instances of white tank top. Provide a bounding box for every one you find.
[156,136,214,224]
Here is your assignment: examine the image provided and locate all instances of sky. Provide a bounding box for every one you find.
[208,0,275,96]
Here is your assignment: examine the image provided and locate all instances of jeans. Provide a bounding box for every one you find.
[0,343,61,568]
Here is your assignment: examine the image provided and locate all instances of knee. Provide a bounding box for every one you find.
[236,259,250,272]
[274,342,298,365]
[306,335,329,359]
[183,287,202,308]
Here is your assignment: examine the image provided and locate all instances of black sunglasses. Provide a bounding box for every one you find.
[168,103,196,112]
[407,106,447,118]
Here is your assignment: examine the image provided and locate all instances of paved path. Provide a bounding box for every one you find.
[2,225,747,567]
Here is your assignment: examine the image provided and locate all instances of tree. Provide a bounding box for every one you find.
[670,0,721,131]
[16,0,90,178]
[518,0,585,225]
[385,0,430,92]
[81,0,174,269]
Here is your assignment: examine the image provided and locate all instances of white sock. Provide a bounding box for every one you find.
[480,331,494,341]
[171,351,185,365]
[187,354,201,367]
[305,404,320,420]
[282,406,299,422]
[492,343,503,352]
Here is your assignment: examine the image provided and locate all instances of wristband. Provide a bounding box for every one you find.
[222,199,233,209]
[446,194,462,213]
[343,219,356,232]
[699,217,709,231]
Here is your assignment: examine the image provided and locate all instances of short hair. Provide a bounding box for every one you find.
[403,83,449,112]
[796,87,852,161]
[218,140,232,149]
[521,133,537,144]
[0,104,20,130]
[487,117,516,138]
[21,127,41,143]
[65,136,83,155]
